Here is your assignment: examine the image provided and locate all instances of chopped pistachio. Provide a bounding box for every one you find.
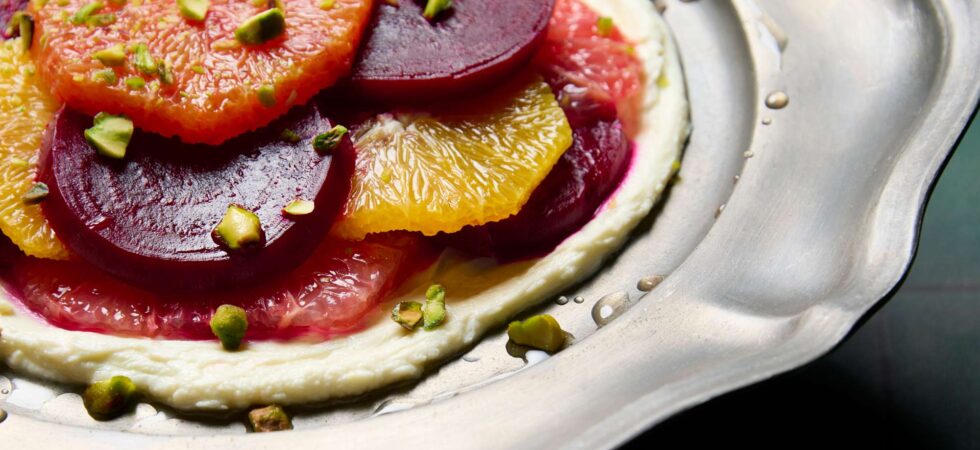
[177,0,209,21]
[311,125,347,153]
[234,8,285,45]
[595,16,613,36]
[211,39,240,51]
[280,129,301,143]
[191,64,205,74]
[22,182,49,204]
[82,376,138,421]
[93,44,126,66]
[70,1,104,25]
[157,60,174,84]
[57,0,70,5]
[248,405,292,432]
[282,199,314,217]
[130,43,156,74]
[212,204,264,251]
[391,301,423,330]
[507,314,566,353]
[92,68,118,85]
[422,0,451,21]
[256,84,276,107]
[317,0,334,9]
[10,157,30,168]
[5,11,25,37]
[84,112,133,159]
[210,304,248,350]
[422,284,446,330]
[86,13,116,27]
[18,13,33,53]
[270,0,285,14]
[124,76,145,90]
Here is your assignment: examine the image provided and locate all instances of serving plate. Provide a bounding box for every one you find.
[2,0,979,447]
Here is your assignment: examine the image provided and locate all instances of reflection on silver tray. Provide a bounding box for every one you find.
[2,0,979,447]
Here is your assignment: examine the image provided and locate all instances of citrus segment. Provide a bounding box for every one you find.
[0,37,68,260]
[533,0,644,134]
[333,77,573,239]
[30,0,373,144]
[11,232,433,339]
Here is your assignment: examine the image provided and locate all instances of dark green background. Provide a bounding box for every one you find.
[631,116,980,448]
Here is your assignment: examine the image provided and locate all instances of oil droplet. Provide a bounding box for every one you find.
[715,203,726,218]
[462,355,480,363]
[637,275,664,292]
[572,296,585,304]
[373,399,418,417]
[743,150,755,158]
[555,296,569,305]
[0,408,6,423]
[734,174,741,184]
[761,117,772,125]
[591,291,631,327]
[765,91,789,109]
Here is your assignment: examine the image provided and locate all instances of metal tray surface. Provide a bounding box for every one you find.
[2,0,979,447]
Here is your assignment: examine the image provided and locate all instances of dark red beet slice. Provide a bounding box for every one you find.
[38,104,355,292]
[348,0,554,102]
[10,232,434,339]
[441,90,632,260]
[1,0,29,40]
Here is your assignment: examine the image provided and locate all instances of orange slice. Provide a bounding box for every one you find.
[30,0,373,144]
[334,76,573,240]
[0,36,68,260]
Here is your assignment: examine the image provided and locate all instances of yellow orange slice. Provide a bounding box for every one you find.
[334,76,573,239]
[0,37,68,259]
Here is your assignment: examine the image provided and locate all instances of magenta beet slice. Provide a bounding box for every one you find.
[348,0,554,101]
[1,0,29,40]
[441,91,632,260]
[38,104,355,292]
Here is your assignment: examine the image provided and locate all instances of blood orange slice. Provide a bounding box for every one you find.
[533,0,644,134]
[11,233,433,340]
[30,0,373,144]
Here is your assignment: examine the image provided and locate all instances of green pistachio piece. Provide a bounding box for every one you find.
[93,44,126,66]
[210,304,249,350]
[84,113,133,159]
[22,182,48,204]
[391,301,423,330]
[317,0,334,10]
[280,128,301,143]
[422,0,451,21]
[5,11,24,37]
[70,1,104,25]
[422,284,446,330]
[177,0,209,21]
[234,8,286,45]
[311,125,347,154]
[282,199,314,216]
[91,69,118,85]
[248,405,292,432]
[257,84,276,107]
[124,76,145,90]
[86,13,116,27]
[212,204,264,251]
[595,16,613,36]
[18,13,33,53]
[157,60,174,84]
[507,314,566,353]
[131,43,156,74]
[82,376,138,421]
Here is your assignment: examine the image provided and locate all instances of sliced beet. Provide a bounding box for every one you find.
[39,104,355,292]
[441,90,632,260]
[349,0,554,102]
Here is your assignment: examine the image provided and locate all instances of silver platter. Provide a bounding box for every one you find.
[2,0,979,447]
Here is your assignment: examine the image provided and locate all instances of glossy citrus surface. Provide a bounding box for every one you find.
[30,0,373,144]
[0,37,68,260]
[333,77,573,239]
[534,0,644,134]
